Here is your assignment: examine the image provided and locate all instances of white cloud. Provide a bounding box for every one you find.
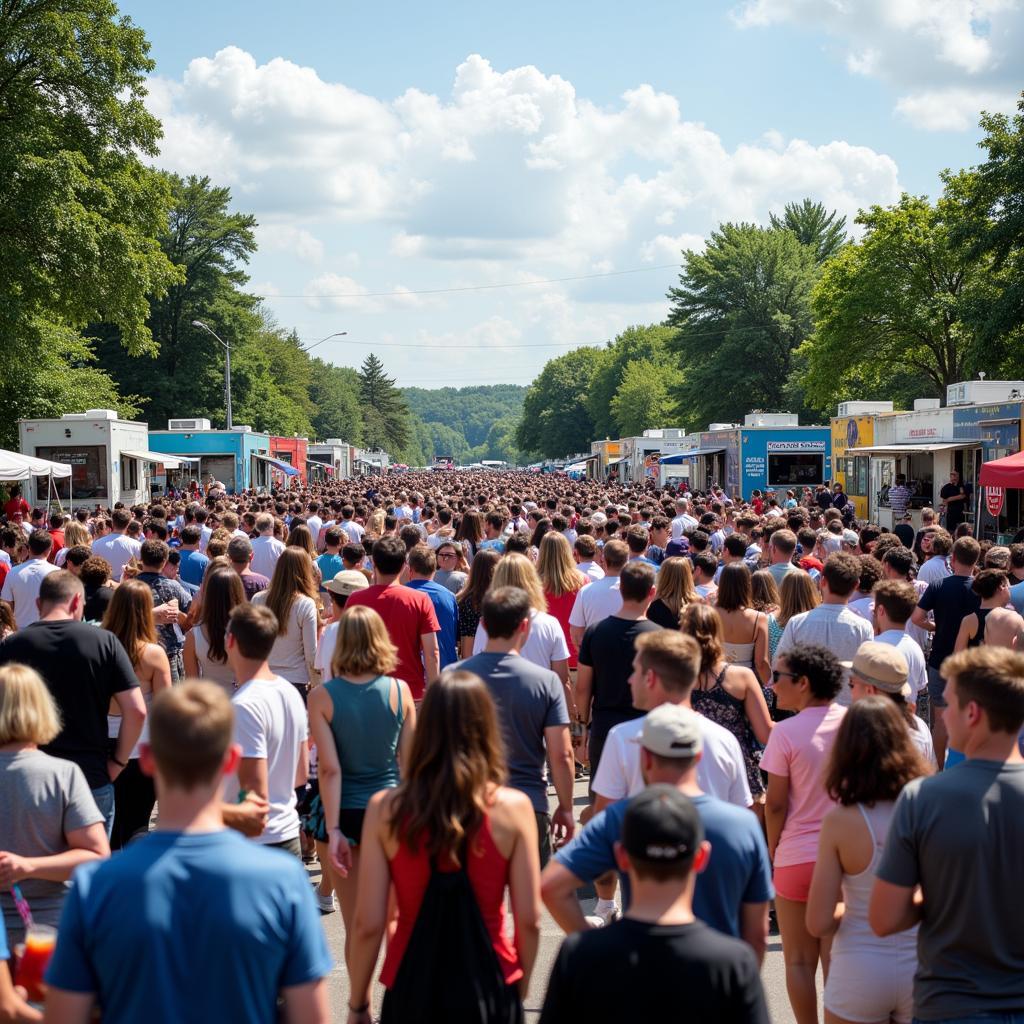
[731,0,1024,130]
[255,224,324,265]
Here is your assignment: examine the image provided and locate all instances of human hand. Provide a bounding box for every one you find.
[107,759,125,782]
[329,829,353,877]
[234,793,270,837]
[551,805,576,846]
[0,851,31,887]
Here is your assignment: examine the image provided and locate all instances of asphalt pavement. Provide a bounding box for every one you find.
[310,775,817,1021]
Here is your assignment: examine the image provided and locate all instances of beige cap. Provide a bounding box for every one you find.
[640,704,703,758]
[324,569,370,597]
[847,641,911,698]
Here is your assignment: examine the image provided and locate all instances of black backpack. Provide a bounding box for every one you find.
[380,846,522,1024]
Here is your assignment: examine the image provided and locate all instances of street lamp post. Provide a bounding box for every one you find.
[192,320,232,429]
[301,331,347,352]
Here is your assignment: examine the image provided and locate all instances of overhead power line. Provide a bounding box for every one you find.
[266,262,681,299]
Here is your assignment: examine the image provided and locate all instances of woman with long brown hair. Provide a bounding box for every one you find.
[456,548,501,659]
[103,578,172,849]
[715,562,772,685]
[681,603,773,809]
[252,547,321,698]
[308,606,416,949]
[287,522,322,585]
[183,566,246,693]
[347,670,541,1024]
[646,556,699,629]
[455,509,485,563]
[806,696,930,1024]
[536,532,588,670]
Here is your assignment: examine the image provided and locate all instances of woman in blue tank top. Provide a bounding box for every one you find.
[308,605,416,962]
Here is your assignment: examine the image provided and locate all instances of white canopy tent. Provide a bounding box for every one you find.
[0,449,74,510]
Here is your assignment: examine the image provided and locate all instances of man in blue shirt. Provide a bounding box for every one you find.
[404,544,459,668]
[175,525,209,588]
[44,681,332,1024]
[541,703,772,963]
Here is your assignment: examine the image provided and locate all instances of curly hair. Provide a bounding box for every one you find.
[782,643,843,700]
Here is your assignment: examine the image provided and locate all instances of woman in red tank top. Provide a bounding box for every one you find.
[346,669,542,1023]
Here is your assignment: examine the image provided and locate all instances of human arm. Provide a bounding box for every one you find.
[805,813,845,938]
[308,688,351,876]
[574,663,593,725]
[953,614,976,654]
[221,792,270,837]
[550,658,569,688]
[146,644,173,694]
[459,635,474,659]
[0,959,41,1022]
[420,632,440,685]
[754,616,772,690]
[739,903,769,966]
[505,796,542,995]
[545,725,576,844]
[0,821,108,889]
[740,668,773,746]
[569,624,585,650]
[299,598,320,688]
[236,757,269,805]
[183,629,199,677]
[347,793,392,1012]
[396,681,417,768]
[540,860,591,934]
[109,686,147,778]
[281,981,329,1024]
[33,989,89,1023]
[763,772,789,861]
[910,606,935,632]
[870,787,925,936]
[294,737,309,789]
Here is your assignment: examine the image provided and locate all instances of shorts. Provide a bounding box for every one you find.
[773,862,815,902]
[825,946,915,1023]
[307,799,366,845]
[927,664,948,708]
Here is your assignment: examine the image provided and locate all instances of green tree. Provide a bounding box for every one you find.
[801,193,1004,412]
[770,199,848,263]
[666,224,818,430]
[93,173,259,427]
[585,325,677,439]
[515,347,602,458]
[0,0,180,441]
[610,358,682,437]
[954,94,1024,346]
[358,354,411,450]
[309,362,363,443]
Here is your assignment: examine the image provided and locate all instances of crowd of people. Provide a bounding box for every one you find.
[0,469,1022,1023]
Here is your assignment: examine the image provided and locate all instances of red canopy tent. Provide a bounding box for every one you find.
[979,450,1024,489]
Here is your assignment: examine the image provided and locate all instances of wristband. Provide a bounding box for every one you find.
[349,1002,369,1013]
[111,755,128,768]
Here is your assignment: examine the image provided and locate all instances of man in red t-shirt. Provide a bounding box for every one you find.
[3,486,30,525]
[345,535,440,698]
[47,511,66,563]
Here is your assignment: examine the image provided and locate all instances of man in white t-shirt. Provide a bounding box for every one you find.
[250,513,286,581]
[593,629,752,810]
[223,603,308,854]
[90,508,142,581]
[569,540,627,649]
[670,498,698,541]
[871,579,928,704]
[339,505,364,546]
[0,529,59,628]
[305,501,323,546]
[573,535,605,581]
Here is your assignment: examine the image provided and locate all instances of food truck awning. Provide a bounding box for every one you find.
[980,450,1024,489]
[606,457,624,467]
[121,450,196,469]
[660,447,725,464]
[848,442,979,456]
[252,453,300,477]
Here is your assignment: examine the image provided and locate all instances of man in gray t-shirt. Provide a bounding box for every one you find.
[0,749,105,943]
[456,585,575,866]
[870,647,1024,1022]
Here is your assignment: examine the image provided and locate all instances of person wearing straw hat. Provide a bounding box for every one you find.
[313,571,370,682]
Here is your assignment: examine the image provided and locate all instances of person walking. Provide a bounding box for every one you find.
[308,606,415,953]
[806,696,930,1024]
[455,548,501,660]
[536,532,589,672]
[183,567,245,694]
[762,643,847,1024]
[43,681,332,1024]
[0,530,59,630]
[405,545,459,670]
[714,563,772,686]
[645,556,699,630]
[871,646,1024,1024]
[102,580,173,849]
[346,670,542,1024]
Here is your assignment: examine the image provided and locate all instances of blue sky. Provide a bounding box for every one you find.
[121,0,1024,389]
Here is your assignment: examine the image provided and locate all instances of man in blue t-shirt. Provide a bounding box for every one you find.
[404,544,459,668]
[45,681,332,1024]
[541,703,772,962]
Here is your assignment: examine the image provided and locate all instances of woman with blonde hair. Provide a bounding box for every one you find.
[252,547,321,699]
[681,603,773,811]
[183,566,245,694]
[471,553,570,685]
[308,606,416,956]
[536,532,589,670]
[365,508,387,540]
[770,571,822,663]
[347,670,540,1024]
[646,556,699,629]
[0,664,109,943]
[103,579,173,849]
[53,520,90,567]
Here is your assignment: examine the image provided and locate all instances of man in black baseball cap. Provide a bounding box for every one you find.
[540,785,770,1023]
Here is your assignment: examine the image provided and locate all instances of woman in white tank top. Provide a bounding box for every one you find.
[806,697,933,1024]
[183,565,246,694]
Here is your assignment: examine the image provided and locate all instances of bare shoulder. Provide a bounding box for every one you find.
[491,786,535,824]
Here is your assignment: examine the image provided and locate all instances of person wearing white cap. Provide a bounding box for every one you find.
[542,703,772,959]
[847,640,935,766]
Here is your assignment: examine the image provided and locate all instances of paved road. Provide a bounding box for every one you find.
[310,777,818,1021]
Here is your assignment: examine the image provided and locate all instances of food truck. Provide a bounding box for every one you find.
[831,402,895,521]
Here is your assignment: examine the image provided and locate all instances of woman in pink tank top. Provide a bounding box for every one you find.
[347,669,543,1023]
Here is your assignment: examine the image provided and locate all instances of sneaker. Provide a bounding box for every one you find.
[317,892,336,914]
[584,905,620,928]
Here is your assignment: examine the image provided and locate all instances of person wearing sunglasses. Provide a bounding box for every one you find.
[761,643,847,1024]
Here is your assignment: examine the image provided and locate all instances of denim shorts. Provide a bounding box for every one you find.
[927,664,948,708]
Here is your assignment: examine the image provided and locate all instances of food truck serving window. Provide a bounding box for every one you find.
[768,452,825,486]
[36,445,107,499]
